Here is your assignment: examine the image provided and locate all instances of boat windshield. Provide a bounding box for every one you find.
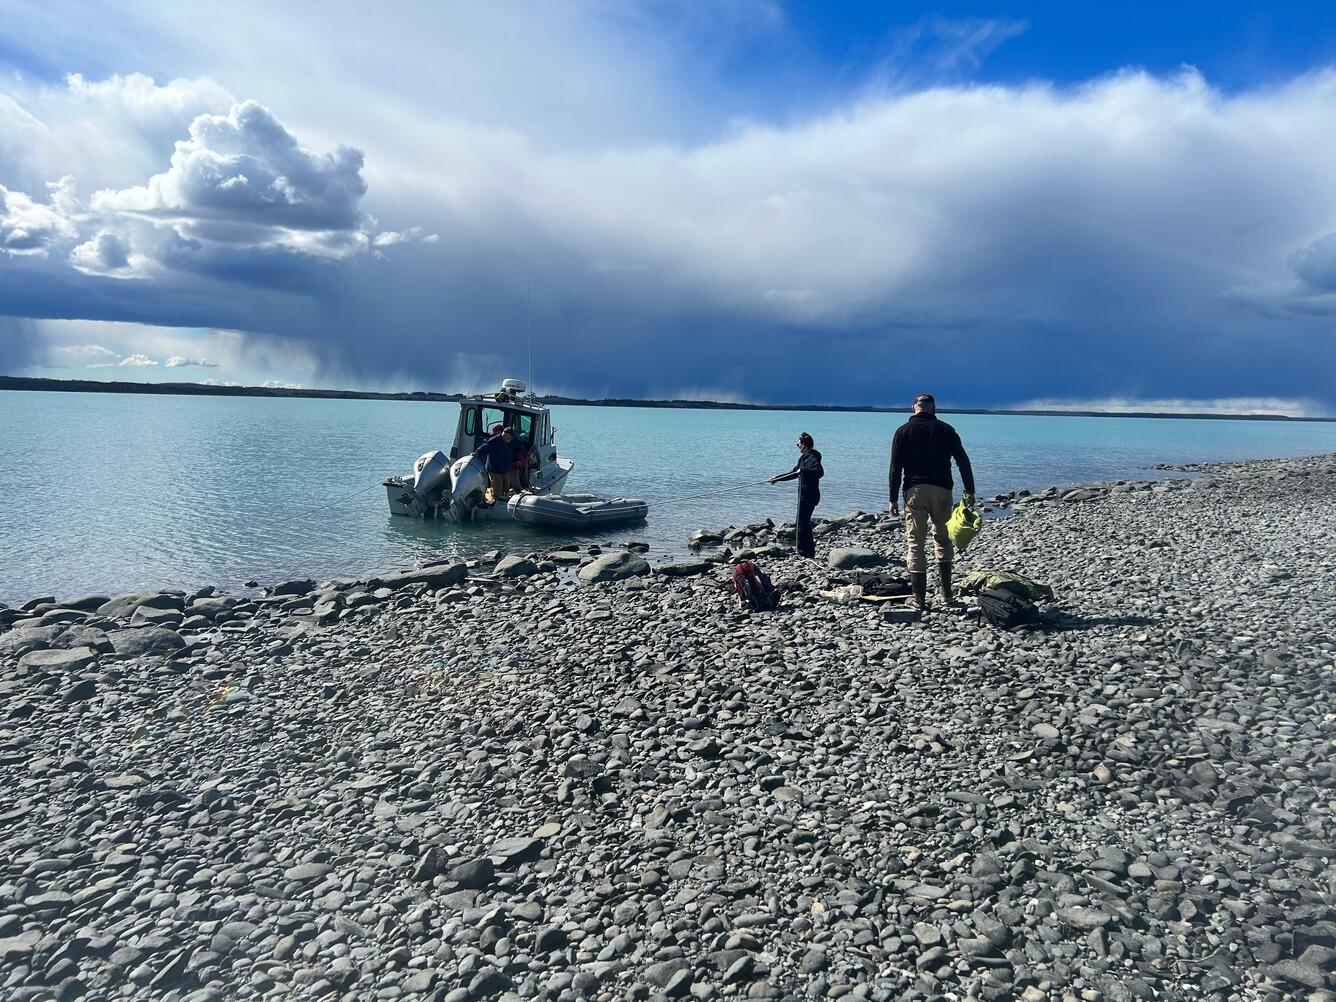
[460,405,537,454]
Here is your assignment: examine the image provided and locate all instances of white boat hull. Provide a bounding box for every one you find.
[385,459,573,520]
[385,380,577,521]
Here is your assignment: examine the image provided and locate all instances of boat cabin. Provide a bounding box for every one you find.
[385,378,574,517]
[449,380,557,467]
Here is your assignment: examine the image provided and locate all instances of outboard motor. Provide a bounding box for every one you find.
[411,451,452,512]
[445,455,489,521]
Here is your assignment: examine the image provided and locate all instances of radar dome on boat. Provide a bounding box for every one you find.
[500,378,527,395]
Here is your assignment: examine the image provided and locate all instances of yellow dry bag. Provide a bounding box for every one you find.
[946,499,982,552]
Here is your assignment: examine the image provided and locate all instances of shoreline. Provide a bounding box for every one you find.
[1,453,1334,999]
[3,375,1331,423]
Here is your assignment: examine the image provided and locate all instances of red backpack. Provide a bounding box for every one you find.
[732,560,780,611]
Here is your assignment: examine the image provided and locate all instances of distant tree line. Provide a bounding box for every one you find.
[0,376,1321,421]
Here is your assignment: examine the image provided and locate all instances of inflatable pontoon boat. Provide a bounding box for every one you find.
[507,493,648,528]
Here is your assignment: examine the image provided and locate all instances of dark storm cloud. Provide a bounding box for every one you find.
[1292,233,1336,294]
[0,315,43,370]
[0,67,1334,412]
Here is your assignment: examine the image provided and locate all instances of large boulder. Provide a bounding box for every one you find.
[828,547,889,571]
[61,595,110,612]
[131,606,184,628]
[1062,488,1100,503]
[688,530,724,548]
[656,560,714,578]
[19,647,98,672]
[108,627,187,658]
[376,562,468,591]
[494,556,540,578]
[33,609,89,626]
[188,596,236,620]
[54,625,114,653]
[448,857,495,889]
[0,625,65,658]
[579,552,651,583]
[271,578,316,597]
[97,593,184,620]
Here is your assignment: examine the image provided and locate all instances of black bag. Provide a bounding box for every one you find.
[977,587,1039,629]
[841,570,912,596]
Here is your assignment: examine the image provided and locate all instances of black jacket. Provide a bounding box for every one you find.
[473,434,516,474]
[778,450,824,498]
[889,414,974,499]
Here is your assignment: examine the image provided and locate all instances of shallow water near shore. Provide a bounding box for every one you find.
[3,388,1336,601]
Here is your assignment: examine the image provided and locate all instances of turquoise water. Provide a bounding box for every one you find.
[2,389,1335,603]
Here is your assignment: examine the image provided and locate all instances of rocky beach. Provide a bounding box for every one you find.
[1,453,1334,1002]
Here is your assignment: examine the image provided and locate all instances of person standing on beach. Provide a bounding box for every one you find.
[770,432,824,558]
[889,394,976,610]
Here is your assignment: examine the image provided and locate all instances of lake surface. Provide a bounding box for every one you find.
[3,390,1335,603]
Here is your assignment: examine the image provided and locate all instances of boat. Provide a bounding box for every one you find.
[507,492,648,528]
[384,378,575,521]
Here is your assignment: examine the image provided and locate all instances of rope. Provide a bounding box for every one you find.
[646,479,776,507]
[264,480,385,528]
[261,477,909,528]
[646,481,908,510]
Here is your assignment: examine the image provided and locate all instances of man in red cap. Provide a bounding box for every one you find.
[888,393,976,611]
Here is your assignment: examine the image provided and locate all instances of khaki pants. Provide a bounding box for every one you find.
[904,484,953,572]
[486,472,508,503]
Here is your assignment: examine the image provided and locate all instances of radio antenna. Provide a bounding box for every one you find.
[526,277,533,397]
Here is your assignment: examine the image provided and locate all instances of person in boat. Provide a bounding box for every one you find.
[888,392,976,611]
[506,429,531,493]
[473,424,517,502]
[769,432,824,558]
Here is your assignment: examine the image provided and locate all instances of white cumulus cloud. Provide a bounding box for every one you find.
[0,180,77,256]
[69,229,154,278]
[64,72,233,125]
[117,353,159,367]
[164,355,219,367]
[1,74,406,297]
[51,343,117,360]
[94,100,369,247]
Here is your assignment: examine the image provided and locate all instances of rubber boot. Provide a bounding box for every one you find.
[938,561,953,604]
[910,571,929,612]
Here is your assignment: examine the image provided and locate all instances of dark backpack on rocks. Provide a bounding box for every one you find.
[977,587,1039,630]
[732,560,780,611]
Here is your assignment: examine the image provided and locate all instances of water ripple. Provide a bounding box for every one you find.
[3,390,1335,601]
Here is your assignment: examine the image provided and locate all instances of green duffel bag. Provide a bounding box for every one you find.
[958,570,1055,602]
[946,498,982,552]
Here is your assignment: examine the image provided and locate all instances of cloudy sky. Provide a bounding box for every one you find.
[2,1,1335,414]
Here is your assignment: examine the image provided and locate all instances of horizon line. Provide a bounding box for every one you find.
[0,375,1330,423]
